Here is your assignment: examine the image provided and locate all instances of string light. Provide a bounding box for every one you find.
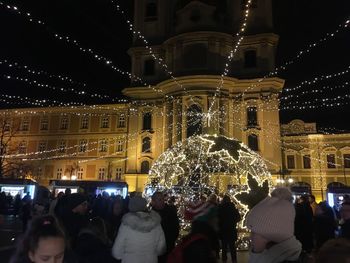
[0,59,87,87]
[2,73,115,101]
[0,2,145,85]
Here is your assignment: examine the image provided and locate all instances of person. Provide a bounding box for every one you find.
[151,191,180,263]
[106,196,126,240]
[56,193,89,248]
[314,238,350,263]
[10,215,66,263]
[173,200,219,263]
[313,201,336,249]
[294,195,314,253]
[112,196,166,263]
[246,189,302,263]
[75,217,117,263]
[218,195,241,263]
[339,201,350,239]
[309,195,318,216]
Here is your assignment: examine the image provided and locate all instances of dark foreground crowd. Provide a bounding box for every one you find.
[2,187,350,263]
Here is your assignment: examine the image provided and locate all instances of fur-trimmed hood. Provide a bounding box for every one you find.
[122,210,161,233]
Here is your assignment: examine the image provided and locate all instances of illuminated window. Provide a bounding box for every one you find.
[60,116,69,129]
[248,134,259,151]
[115,167,123,180]
[79,139,87,153]
[56,168,63,179]
[344,154,350,168]
[98,168,106,180]
[287,155,295,169]
[101,116,110,128]
[99,139,108,152]
[142,137,151,153]
[118,114,126,128]
[327,154,336,169]
[58,140,66,153]
[38,141,47,152]
[18,141,27,154]
[141,161,150,174]
[244,50,257,68]
[247,106,258,126]
[77,168,84,179]
[303,155,311,169]
[40,117,49,130]
[116,140,123,152]
[21,117,29,131]
[81,116,89,129]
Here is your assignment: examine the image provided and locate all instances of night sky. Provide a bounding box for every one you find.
[0,0,349,130]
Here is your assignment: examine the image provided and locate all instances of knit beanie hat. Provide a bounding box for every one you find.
[271,187,293,202]
[128,196,147,212]
[184,201,217,222]
[246,195,295,242]
[66,193,87,210]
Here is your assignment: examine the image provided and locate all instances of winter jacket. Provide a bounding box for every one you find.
[112,210,166,263]
[248,236,302,263]
[218,201,241,241]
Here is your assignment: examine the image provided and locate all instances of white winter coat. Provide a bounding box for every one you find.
[111,210,166,263]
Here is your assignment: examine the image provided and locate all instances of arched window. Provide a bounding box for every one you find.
[248,134,259,151]
[244,50,257,68]
[187,104,202,138]
[142,137,151,153]
[143,112,152,130]
[144,59,155,76]
[141,161,150,174]
[145,2,157,21]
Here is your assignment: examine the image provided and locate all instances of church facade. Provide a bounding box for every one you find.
[0,0,349,200]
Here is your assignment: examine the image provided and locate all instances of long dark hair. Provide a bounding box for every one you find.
[10,215,65,263]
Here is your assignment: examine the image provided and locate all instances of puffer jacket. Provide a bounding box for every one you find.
[248,236,302,263]
[111,210,166,263]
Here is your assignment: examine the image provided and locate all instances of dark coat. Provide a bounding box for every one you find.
[218,201,241,241]
[75,229,117,263]
[183,220,219,263]
[340,219,350,239]
[294,202,314,252]
[153,204,180,252]
[313,215,336,249]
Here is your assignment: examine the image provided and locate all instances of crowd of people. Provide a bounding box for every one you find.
[2,187,350,263]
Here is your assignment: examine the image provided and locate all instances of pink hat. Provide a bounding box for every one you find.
[246,196,295,242]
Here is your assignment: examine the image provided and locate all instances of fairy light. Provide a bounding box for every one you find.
[0,59,87,87]
[281,82,350,101]
[0,2,145,85]
[241,17,350,97]
[3,73,115,101]
[145,134,272,230]
[269,18,350,77]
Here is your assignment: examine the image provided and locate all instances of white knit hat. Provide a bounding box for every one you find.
[246,196,295,242]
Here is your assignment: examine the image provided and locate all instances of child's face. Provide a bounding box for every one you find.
[29,237,65,263]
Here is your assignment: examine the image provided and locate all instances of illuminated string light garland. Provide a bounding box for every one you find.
[3,73,114,101]
[0,2,145,85]
[269,18,350,76]
[281,82,350,101]
[0,59,87,87]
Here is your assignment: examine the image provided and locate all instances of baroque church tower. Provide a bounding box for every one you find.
[123,0,284,189]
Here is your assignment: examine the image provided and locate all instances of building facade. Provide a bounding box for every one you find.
[0,0,349,200]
